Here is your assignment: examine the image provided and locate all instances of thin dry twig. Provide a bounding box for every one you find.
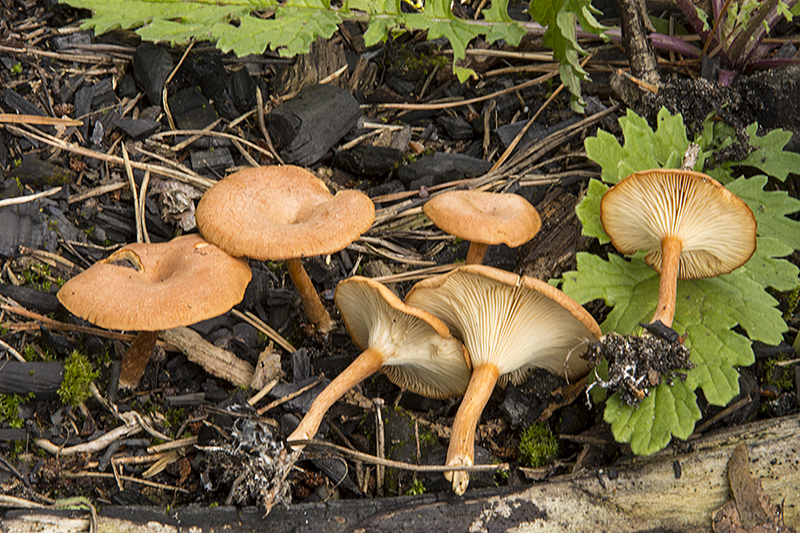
[295,439,510,473]
[256,374,325,415]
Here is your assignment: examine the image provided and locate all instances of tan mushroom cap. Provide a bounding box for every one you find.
[405,265,601,383]
[57,234,252,332]
[287,276,469,445]
[600,169,757,279]
[336,276,471,399]
[195,165,375,261]
[423,191,542,248]
[405,264,601,495]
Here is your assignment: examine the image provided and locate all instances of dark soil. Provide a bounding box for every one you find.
[0,0,799,524]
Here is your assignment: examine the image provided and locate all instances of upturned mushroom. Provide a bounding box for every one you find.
[405,265,601,494]
[600,169,757,328]
[57,234,252,387]
[423,190,541,264]
[195,165,375,334]
[287,276,470,445]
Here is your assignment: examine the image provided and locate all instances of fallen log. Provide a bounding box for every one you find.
[2,412,798,532]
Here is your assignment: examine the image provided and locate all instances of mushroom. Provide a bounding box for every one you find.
[423,190,541,265]
[195,165,375,334]
[600,169,757,328]
[287,276,470,445]
[405,265,601,494]
[57,234,252,387]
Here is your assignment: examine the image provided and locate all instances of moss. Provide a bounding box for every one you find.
[0,393,33,428]
[403,479,426,496]
[58,351,99,408]
[518,422,559,468]
[763,355,794,392]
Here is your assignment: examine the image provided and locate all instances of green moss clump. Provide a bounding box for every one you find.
[58,351,99,408]
[763,355,794,392]
[0,393,33,428]
[519,422,559,468]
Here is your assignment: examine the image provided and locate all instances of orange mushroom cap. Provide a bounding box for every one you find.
[57,234,252,331]
[195,165,375,261]
[423,190,541,248]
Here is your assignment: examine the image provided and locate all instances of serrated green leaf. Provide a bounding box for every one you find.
[529,0,605,113]
[569,108,800,455]
[605,379,700,456]
[575,178,609,242]
[482,2,527,47]
[733,124,800,181]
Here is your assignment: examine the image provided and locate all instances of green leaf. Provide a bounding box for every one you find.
[569,108,800,455]
[604,379,701,456]
[733,124,800,181]
[529,0,606,113]
[575,179,609,242]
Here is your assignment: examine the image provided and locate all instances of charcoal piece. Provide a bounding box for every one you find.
[113,117,161,141]
[116,73,137,99]
[0,429,28,441]
[0,362,64,400]
[291,348,311,383]
[52,31,92,50]
[170,86,220,130]
[188,54,240,121]
[165,393,206,407]
[312,455,361,495]
[332,145,404,177]
[0,202,60,257]
[229,67,256,111]
[91,78,117,109]
[7,155,75,188]
[190,147,233,172]
[0,284,63,315]
[386,76,415,96]
[74,85,94,139]
[367,179,404,199]
[2,89,53,133]
[397,152,491,187]
[58,75,84,103]
[436,115,475,140]
[500,384,532,427]
[268,377,330,414]
[133,42,175,106]
[266,84,361,166]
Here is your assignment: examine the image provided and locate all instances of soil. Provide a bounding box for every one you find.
[0,0,799,530]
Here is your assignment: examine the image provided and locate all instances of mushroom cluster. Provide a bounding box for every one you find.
[195,165,375,334]
[287,276,470,446]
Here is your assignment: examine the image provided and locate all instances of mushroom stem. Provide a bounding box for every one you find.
[445,362,500,495]
[287,347,384,446]
[650,235,682,328]
[286,257,335,334]
[119,330,160,388]
[465,242,489,265]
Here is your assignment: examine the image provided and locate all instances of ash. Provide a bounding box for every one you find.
[197,418,299,513]
[584,331,695,406]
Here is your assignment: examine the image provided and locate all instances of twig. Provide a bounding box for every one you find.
[140,170,151,243]
[147,435,198,454]
[0,186,62,208]
[35,411,145,455]
[231,309,296,353]
[0,338,26,362]
[256,374,324,415]
[62,471,190,493]
[4,124,215,190]
[255,85,283,164]
[0,113,82,126]
[67,181,127,204]
[367,69,560,110]
[120,143,142,243]
[162,41,194,131]
[294,439,510,473]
